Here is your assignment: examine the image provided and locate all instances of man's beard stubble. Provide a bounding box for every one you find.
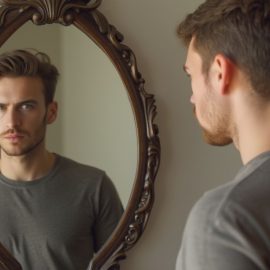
[1,132,45,157]
[0,114,47,157]
[193,106,233,146]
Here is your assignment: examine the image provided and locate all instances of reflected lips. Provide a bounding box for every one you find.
[4,134,24,143]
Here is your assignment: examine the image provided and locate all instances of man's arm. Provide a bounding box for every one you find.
[92,173,123,252]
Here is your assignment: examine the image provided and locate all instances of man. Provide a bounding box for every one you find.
[0,49,123,270]
[176,0,270,269]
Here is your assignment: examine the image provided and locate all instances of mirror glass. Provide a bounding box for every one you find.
[0,21,138,208]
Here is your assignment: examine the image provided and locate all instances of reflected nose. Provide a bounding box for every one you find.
[4,108,21,130]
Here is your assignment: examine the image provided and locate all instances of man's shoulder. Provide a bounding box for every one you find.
[57,155,104,173]
[189,155,270,233]
[187,181,235,229]
[54,154,108,184]
[178,154,270,270]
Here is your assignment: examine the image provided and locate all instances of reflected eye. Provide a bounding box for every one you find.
[20,103,35,111]
[21,103,34,110]
[0,104,6,112]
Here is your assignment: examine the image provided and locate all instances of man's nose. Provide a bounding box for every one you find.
[4,109,21,129]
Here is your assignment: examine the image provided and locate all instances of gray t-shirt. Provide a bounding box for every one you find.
[0,155,123,270]
[176,151,270,270]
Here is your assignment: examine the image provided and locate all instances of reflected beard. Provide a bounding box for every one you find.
[0,113,47,157]
[1,134,45,157]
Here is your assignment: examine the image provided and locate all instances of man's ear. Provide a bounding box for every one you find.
[211,54,235,95]
[46,101,58,124]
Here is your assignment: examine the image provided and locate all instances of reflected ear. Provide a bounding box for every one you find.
[212,54,234,95]
[46,101,58,124]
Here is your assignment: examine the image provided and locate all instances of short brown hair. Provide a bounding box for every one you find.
[178,0,270,98]
[0,49,59,105]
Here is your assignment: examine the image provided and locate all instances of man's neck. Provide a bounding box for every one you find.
[0,148,56,181]
[235,103,270,165]
[238,133,270,165]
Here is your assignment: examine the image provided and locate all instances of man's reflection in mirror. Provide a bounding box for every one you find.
[0,49,123,270]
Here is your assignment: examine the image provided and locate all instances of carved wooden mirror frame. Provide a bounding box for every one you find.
[0,0,160,269]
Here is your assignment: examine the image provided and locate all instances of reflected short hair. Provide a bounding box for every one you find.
[178,0,270,99]
[0,49,59,105]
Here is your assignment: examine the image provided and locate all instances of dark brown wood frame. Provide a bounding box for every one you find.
[0,0,160,269]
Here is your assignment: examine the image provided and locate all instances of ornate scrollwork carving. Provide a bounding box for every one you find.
[91,10,151,85]
[90,7,160,267]
[0,0,102,26]
[123,138,160,252]
[96,244,126,270]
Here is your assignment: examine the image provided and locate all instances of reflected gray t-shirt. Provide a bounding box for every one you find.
[176,151,270,270]
[0,155,123,270]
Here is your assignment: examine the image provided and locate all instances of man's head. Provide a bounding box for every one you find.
[178,0,270,97]
[0,50,59,157]
[0,49,59,105]
[178,0,270,146]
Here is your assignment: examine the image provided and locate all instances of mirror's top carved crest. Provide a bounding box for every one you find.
[0,0,102,25]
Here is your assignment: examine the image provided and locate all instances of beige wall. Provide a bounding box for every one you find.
[99,1,242,270]
[0,1,243,269]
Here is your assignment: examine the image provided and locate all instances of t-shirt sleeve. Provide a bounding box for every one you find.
[176,196,266,270]
[92,173,123,252]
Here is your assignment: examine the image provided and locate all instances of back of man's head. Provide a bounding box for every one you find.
[178,0,270,99]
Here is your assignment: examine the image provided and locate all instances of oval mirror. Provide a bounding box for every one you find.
[0,1,160,270]
[0,22,137,208]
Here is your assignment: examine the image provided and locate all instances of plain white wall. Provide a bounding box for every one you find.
[99,1,242,270]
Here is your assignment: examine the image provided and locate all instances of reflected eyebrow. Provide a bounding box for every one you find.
[0,100,38,106]
[17,100,38,106]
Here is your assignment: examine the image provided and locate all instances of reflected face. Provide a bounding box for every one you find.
[0,76,56,156]
[184,39,232,146]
